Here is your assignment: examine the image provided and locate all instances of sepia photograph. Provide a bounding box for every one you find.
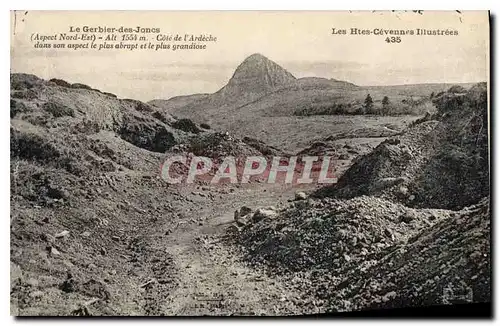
[9,10,491,317]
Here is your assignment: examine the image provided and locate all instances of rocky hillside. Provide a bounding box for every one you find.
[227,82,490,313]
[314,83,489,210]
[10,72,490,316]
[10,72,327,316]
[10,74,196,155]
[10,73,209,315]
[228,195,489,313]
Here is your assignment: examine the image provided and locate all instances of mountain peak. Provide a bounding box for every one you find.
[242,53,270,63]
[217,53,296,98]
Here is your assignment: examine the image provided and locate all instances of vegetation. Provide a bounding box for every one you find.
[294,93,436,117]
[42,102,75,118]
[364,94,374,114]
[171,118,202,134]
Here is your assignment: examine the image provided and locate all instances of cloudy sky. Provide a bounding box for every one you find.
[11,11,489,101]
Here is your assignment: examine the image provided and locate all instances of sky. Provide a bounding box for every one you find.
[11,11,489,101]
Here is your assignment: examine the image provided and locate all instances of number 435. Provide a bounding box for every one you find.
[385,36,401,43]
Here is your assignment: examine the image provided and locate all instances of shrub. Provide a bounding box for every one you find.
[152,111,168,123]
[10,99,28,118]
[122,99,153,112]
[11,74,43,90]
[172,118,202,134]
[448,85,467,94]
[102,92,117,98]
[49,78,72,88]
[432,92,466,115]
[71,83,93,90]
[11,89,38,100]
[42,102,75,118]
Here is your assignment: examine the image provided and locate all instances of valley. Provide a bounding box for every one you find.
[10,52,490,316]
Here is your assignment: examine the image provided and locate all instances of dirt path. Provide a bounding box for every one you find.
[159,183,316,316]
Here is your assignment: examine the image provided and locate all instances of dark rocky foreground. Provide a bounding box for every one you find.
[10,73,490,316]
[228,196,490,313]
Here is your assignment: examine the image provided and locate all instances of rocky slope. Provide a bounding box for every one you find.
[10,73,204,315]
[10,73,304,316]
[314,83,489,210]
[228,195,490,312]
[10,72,490,316]
[227,82,490,313]
[329,197,490,312]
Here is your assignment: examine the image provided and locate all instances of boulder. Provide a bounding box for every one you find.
[400,210,415,223]
[234,206,253,226]
[294,191,307,201]
[239,206,253,216]
[251,207,278,223]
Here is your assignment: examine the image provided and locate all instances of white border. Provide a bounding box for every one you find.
[2,1,497,325]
